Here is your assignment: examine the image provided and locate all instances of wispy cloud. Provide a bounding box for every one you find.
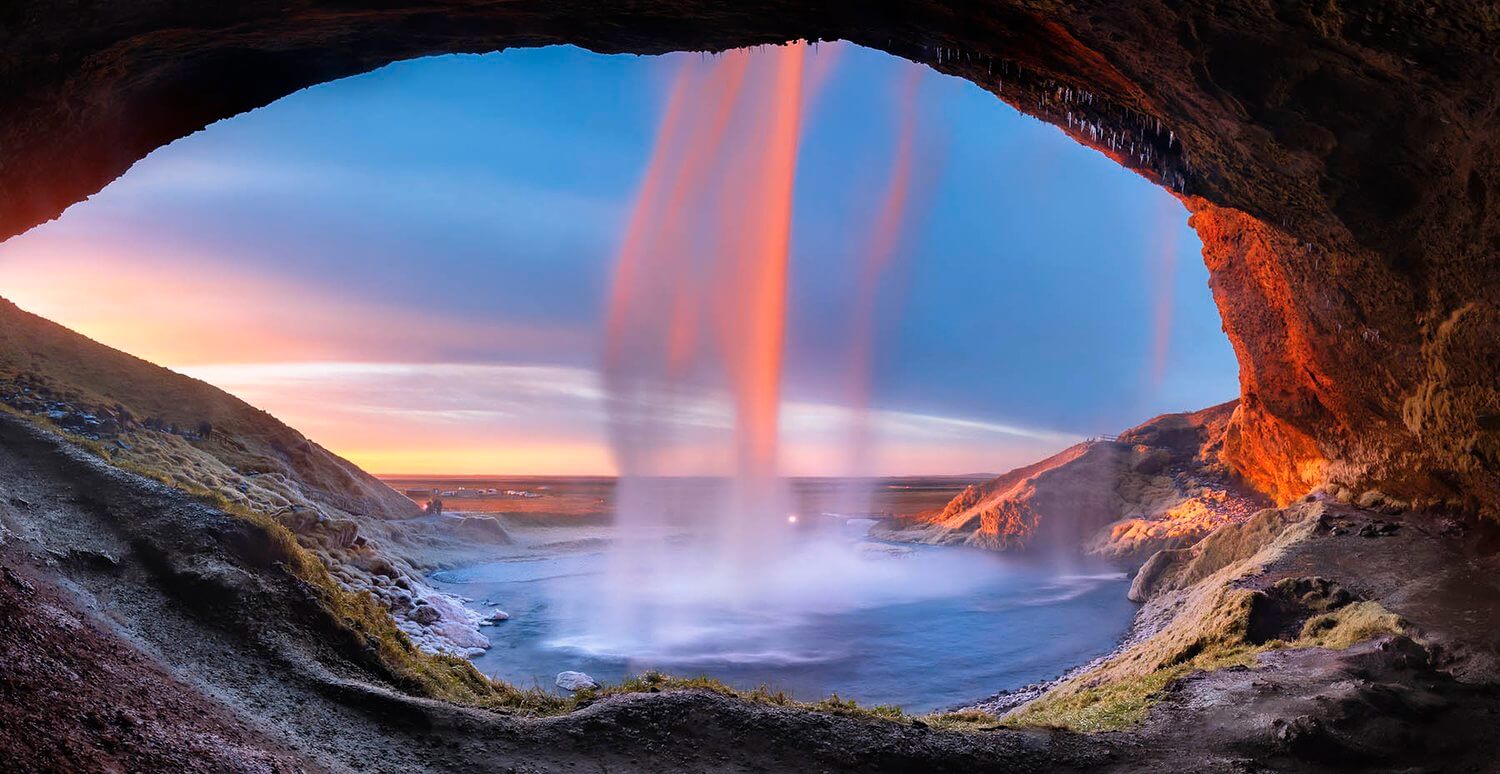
[105,153,627,238]
[0,247,593,366]
[179,361,1076,476]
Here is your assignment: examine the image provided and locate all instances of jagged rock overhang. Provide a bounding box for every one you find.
[3,0,1496,510]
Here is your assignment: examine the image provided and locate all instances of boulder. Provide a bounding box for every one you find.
[446,515,513,544]
[323,518,361,548]
[1128,547,1191,603]
[555,671,598,692]
[479,609,510,626]
[410,603,441,625]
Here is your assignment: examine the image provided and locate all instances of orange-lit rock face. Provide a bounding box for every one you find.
[1,1,1496,511]
[890,403,1270,559]
[1193,199,1499,511]
[1219,399,1327,507]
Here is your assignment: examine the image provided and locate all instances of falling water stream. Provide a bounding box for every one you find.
[435,45,1137,707]
[581,42,993,669]
[596,43,813,650]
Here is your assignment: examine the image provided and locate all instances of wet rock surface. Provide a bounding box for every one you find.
[1141,636,1500,773]
[0,556,304,773]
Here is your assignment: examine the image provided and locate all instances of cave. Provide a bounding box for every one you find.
[2,2,1498,771]
[5,1,1496,515]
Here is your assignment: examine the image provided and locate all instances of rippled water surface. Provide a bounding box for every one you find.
[432,520,1136,713]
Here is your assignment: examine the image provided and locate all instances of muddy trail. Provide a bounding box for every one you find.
[3,412,1500,772]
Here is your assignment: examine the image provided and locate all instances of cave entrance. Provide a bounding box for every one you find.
[0,43,1237,712]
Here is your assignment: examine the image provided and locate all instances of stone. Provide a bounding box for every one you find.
[479,609,509,626]
[855,542,914,558]
[1128,547,1190,603]
[323,518,361,548]
[447,515,512,544]
[1357,521,1400,538]
[410,604,441,625]
[555,671,598,692]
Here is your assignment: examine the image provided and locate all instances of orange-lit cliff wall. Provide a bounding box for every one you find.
[1193,198,1499,510]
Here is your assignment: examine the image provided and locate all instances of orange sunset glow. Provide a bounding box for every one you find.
[0,44,1233,479]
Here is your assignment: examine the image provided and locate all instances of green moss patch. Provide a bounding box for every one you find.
[920,709,1001,731]
[1005,588,1408,732]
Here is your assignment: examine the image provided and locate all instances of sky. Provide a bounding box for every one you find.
[0,43,1240,476]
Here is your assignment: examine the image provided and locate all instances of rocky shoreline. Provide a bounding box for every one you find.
[959,622,1143,718]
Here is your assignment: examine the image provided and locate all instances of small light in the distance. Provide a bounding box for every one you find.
[787,514,799,525]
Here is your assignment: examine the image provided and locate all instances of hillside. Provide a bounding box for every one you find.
[0,297,508,654]
[880,402,1268,562]
[0,297,413,517]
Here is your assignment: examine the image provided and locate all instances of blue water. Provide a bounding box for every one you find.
[432,524,1135,713]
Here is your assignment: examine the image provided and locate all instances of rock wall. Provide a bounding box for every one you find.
[2,1,1495,510]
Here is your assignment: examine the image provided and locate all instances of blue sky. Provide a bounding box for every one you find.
[0,44,1238,474]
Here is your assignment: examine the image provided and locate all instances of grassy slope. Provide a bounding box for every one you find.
[0,298,414,519]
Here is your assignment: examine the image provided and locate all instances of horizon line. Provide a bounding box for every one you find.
[373,472,1000,480]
